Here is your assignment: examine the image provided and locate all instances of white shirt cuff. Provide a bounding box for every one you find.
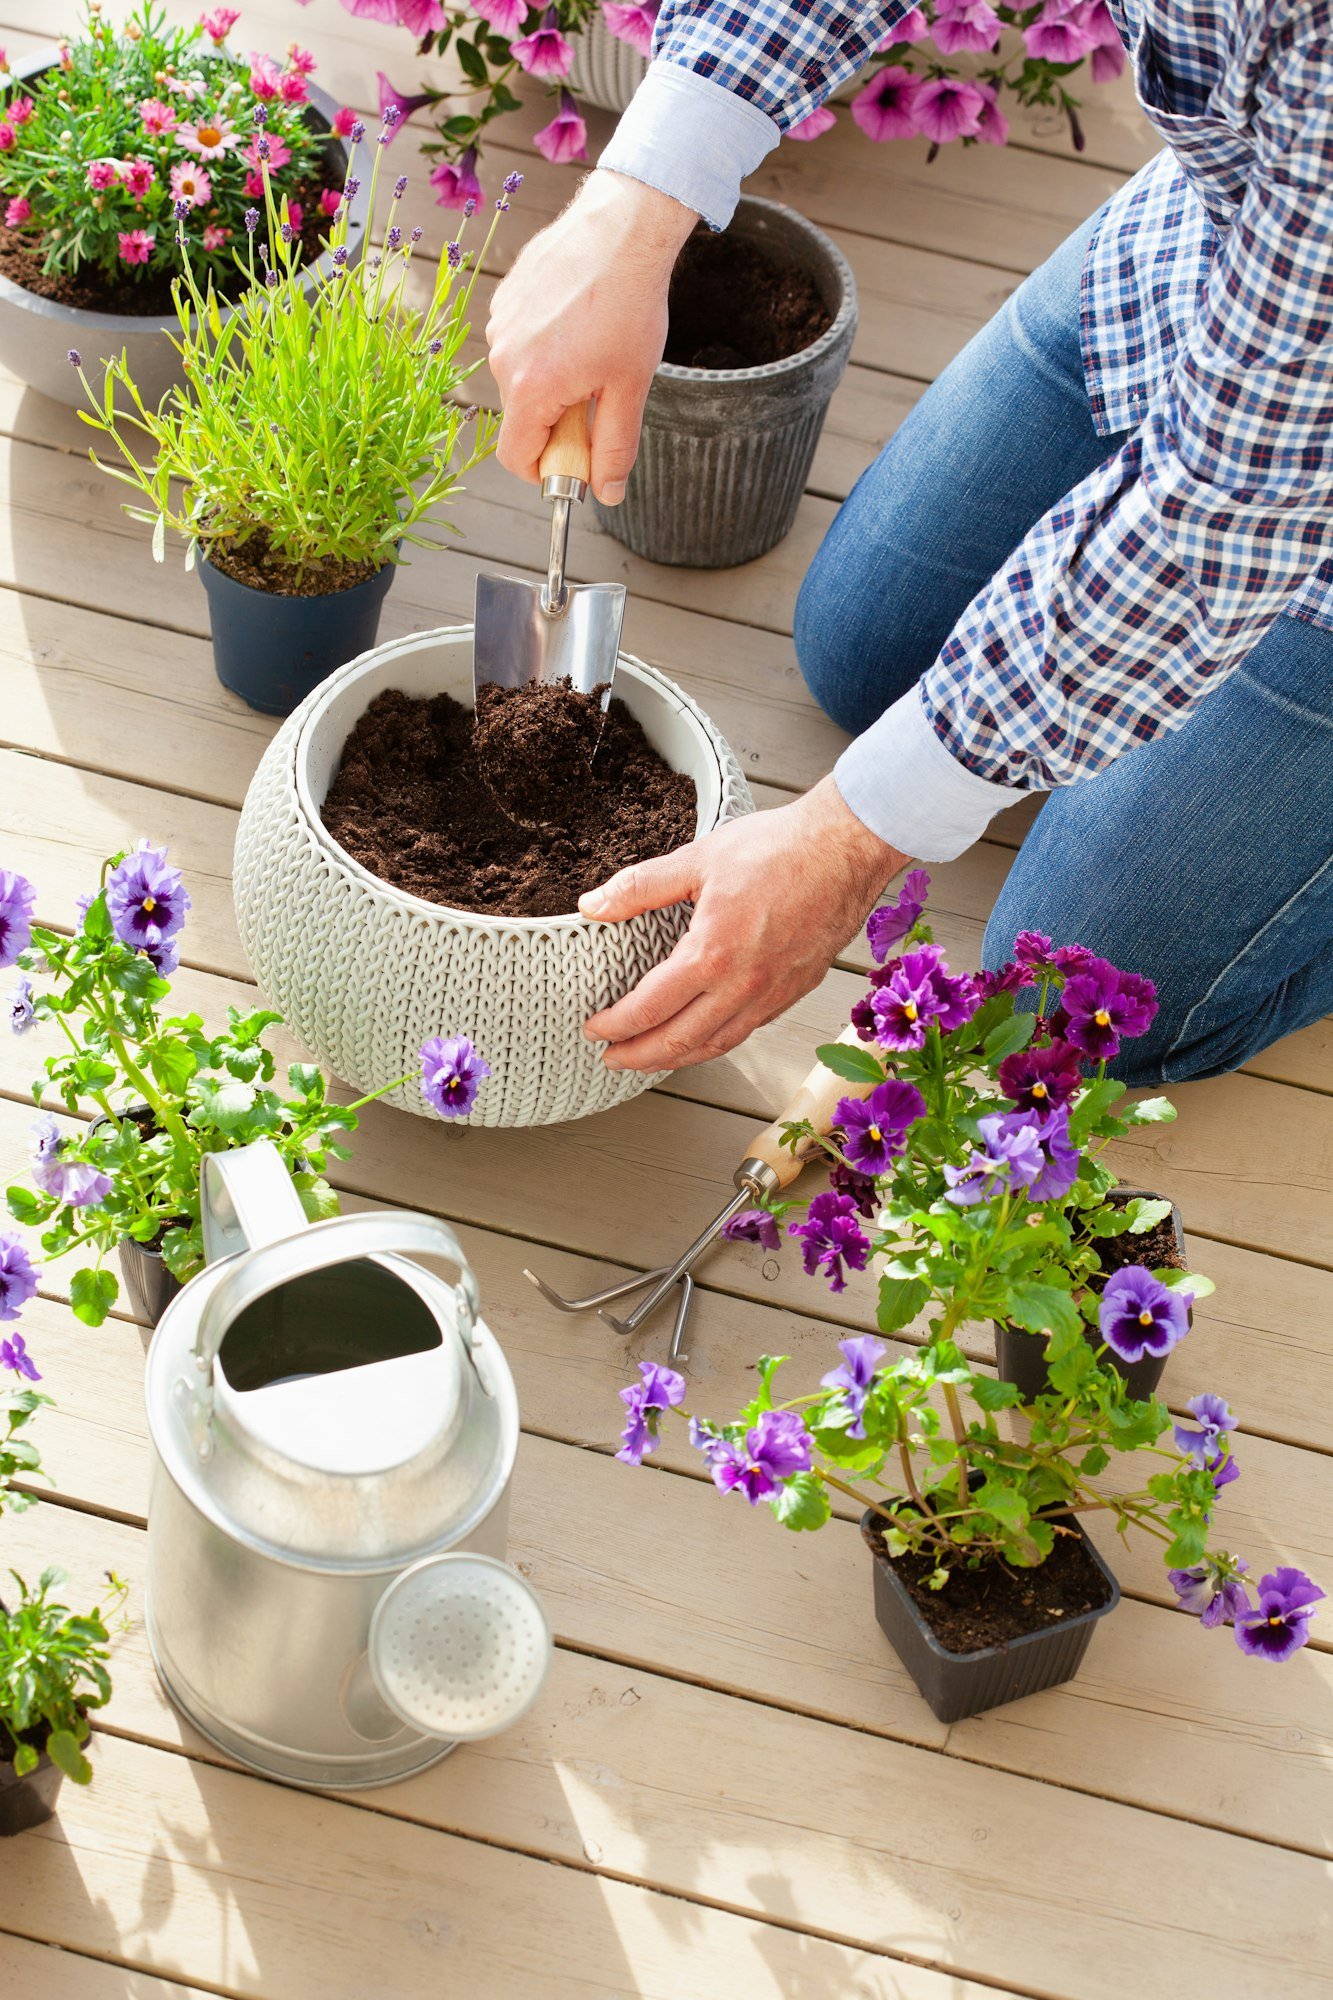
[833,688,1027,861]
[598,60,781,230]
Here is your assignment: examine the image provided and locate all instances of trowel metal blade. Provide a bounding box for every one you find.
[474,572,627,703]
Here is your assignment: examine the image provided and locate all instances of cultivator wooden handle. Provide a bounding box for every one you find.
[738,1025,879,1194]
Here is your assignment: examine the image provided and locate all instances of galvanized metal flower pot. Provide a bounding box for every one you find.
[994,1189,1188,1403]
[118,1236,183,1339]
[198,547,396,717]
[0,51,370,412]
[592,196,858,569]
[861,1510,1120,1723]
[0,1726,64,1837]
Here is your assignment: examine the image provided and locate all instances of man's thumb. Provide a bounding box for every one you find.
[579,845,701,921]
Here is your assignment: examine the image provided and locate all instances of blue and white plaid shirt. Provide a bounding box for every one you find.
[601,0,1333,859]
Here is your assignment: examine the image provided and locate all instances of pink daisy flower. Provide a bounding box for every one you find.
[278,70,308,102]
[249,54,281,99]
[120,157,157,199]
[4,195,30,226]
[169,158,212,207]
[166,75,207,100]
[202,221,230,251]
[331,105,359,137]
[243,131,290,172]
[851,67,924,141]
[139,96,178,136]
[286,43,318,74]
[178,113,240,159]
[9,96,32,125]
[320,185,343,217]
[200,7,241,42]
[915,74,986,142]
[118,229,154,265]
[85,158,119,190]
[285,199,303,234]
[0,124,18,153]
[243,168,264,198]
[787,103,837,140]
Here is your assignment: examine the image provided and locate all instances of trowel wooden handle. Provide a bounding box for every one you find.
[540,402,593,489]
[740,1027,879,1192]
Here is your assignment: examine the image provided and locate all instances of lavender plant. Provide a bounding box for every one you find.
[0,848,491,1331]
[615,876,1323,1665]
[72,105,511,586]
[0,4,342,290]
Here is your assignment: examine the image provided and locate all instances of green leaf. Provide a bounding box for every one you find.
[1005,1281,1082,1343]
[877,1273,929,1334]
[45,1728,93,1784]
[1121,1096,1177,1126]
[1119,1196,1173,1233]
[293,1173,340,1224]
[815,1042,886,1086]
[1068,1077,1128,1143]
[772,1472,831,1533]
[983,1012,1036,1064]
[70,1266,118,1328]
[969,1374,1024,1413]
[1160,1269,1214,1301]
[454,35,487,81]
[146,1036,197,1099]
[974,1481,1029,1530]
[1079,1445,1109,1478]
[11,1740,37,1777]
[189,1077,258,1134]
[7,1185,48,1225]
[160,1226,202,1282]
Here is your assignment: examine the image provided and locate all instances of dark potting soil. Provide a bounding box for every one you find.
[0,171,338,316]
[663,229,833,370]
[205,528,379,598]
[320,680,698,919]
[1095,1204,1183,1281]
[871,1520,1113,1654]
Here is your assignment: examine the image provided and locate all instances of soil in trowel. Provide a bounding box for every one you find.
[663,230,834,370]
[320,679,697,919]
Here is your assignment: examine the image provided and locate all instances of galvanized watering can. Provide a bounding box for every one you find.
[144,1142,550,1789]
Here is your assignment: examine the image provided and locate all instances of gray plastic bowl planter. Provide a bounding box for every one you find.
[592,196,857,569]
[0,49,370,412]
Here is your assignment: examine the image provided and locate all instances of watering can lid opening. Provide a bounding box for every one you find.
[368,1553,552,1742]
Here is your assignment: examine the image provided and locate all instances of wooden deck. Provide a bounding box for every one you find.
[0,4,1330,1994]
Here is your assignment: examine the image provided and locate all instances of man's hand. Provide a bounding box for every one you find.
[486,169,697,505]
[579,777,909,1071]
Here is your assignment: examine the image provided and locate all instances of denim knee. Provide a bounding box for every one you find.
[793,544,877,735]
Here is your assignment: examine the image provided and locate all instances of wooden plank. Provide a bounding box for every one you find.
[0,1934,218,2000]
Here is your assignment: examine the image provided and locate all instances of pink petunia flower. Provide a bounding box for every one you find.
[1091,37,1126,79]
[1023,0,1095,61]
[202,221,230,251]
[915,74,986,142]
[602,1,659,56]
[243,131,290,172]
[850,67,923,141]
[85,158,119,190]
[121,157,157,199]
[511,23,575,78]
[331,104,359,136]
[533,91,587,164]
[1080,0,1126,77]
[931,0,1002,54]
[320,184,343,216]
[249,53,281,98]
[396,0,448,27]
[139,96,178,135]
[118,229,154,264]
[471,0,527,34]
[787,102,837,140]
[178,113,241,159]
[286,42,318,74]
[429,147,483,210]
[169,158,212,206]
[200,7,241,42]
[377,71,434,137]
[879,9,928,42]
[4,195,30,226]
[8,95,32,125]
[973,78,1010,145]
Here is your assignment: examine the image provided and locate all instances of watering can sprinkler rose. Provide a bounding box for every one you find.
[0,847,490,1336]
[611,873,1323,1718]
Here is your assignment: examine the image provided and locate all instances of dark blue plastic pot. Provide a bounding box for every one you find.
[198,547,396,717]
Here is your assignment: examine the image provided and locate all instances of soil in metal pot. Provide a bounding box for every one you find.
[0,171,338,317]
[870,1520,1114,1653]
[663,229,834,369]
[205,528,380,598]
[320,680,698,919]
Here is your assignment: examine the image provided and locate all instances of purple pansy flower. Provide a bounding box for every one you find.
[1053,943,1098,974]
[419,1035,490,1117]
[1234,1568,1325,1663]
[998,1038,1082,1113]
[1061,957,1158,1061]
[0,1234,38,1322]
[1209,1452,1241,1497]
[1169,1560,1251,1629]
[866,868,930,962]
[865,946,978,1051]
[0,1328,39,1379]
[974,960,1025,999]
[6,975,34,1034]
[943,1112,1044,1206]
[723,1208,781,1252]
[615,1359,686,1465]
[30,1115,113,1209]
[0,868,36,969]
[828,1157,880,1218]
[1173,1392,1237,1467]
[837,1079,926,1175]
[821,1334,887,1438]
[1012,929,1054,969]
[707,1409,813,1505]
[1002,1105,1080,1201]
[105,842,190,957]
[789,1191,871,1293]
[1098,1266,1191,1363]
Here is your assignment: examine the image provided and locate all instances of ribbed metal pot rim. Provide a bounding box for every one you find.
[652,194,857,388]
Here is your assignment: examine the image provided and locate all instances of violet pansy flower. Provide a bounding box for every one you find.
[6,975,34,1035]
[0,868,36,969]
[943,1113,1043,1206]
[1061,956,1158,1061]
[706,1409,813,1505]
[615,1359,686,1465]
[0,1328,39,1379]
[998,1038,1082,1113]
[866,868,930,962]
[821,1334,887,1438]
[836,1079,926,1176]
[0,1234,38,1323]
[1234,1568,1324,1663]
[419,1035,490,1118]
[789,1191,871,1294]
[1098,1266,1191,1364]
[1173,1392,1237,1467]
[1169,1560,1251,1630]
[723,1208,781,1253]
[30,1115,112,1210]
[105,842,190,958]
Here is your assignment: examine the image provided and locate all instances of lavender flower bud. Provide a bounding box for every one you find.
[173,196,190,220]
[349,118,365,142]
[265,268,279,287]
[428,339,443,355]
[462,404,479,422]
[369,253,382,271]
[332,244,348,266]
[496,196,509,212]
[446,241,461,268]
[463,197,475,220]
[502,170,523,195]
[387,224,402,250]
[67,347,81,367]
[344,176,360,200]
[253,102,267,126]
[410,224,423,243]
[257,134,271,161]
[244,206,259,232]
[382,104,401,129]
[393,174,407,199]
[280,221,294,243]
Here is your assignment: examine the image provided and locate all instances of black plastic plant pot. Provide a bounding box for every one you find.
[860,1511,1121,1723]
[0,1728,64,1837]
[118,1236,183,1342]
[198,549,396,717]
[995,1188,1188,1403]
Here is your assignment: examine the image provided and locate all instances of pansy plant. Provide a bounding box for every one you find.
[0,846,489,1331]
[613,874,1322,1663]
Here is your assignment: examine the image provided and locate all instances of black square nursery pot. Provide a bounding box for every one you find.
[995,1188,1188,1404]
[860,1510,1121,1723]
[0,1727,63,1837]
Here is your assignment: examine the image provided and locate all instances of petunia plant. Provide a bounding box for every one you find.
[0,3,349,290]
[613,873,1323,1665]
[0,847,490,1331]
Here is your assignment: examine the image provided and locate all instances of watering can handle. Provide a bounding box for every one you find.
[200,1143,309,1263]
[192,1209,483,1387]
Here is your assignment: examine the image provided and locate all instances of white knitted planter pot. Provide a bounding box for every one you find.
[566,11,867,113]
[232,626,753,1128]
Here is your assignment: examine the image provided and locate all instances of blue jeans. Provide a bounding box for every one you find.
[794,211,1333,1085]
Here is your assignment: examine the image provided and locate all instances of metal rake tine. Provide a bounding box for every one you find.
[597,1187,752,1337]
[667,1272,693,1366]
[523,1261,678,1315]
